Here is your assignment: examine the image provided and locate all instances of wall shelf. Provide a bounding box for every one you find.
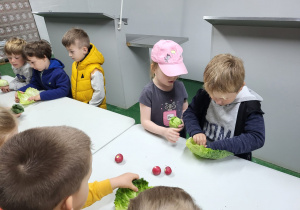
[33,12,128,24]
[126,34,189,48]
[203,16,300,28]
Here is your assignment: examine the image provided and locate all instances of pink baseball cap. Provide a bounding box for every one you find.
[151,40,188,77]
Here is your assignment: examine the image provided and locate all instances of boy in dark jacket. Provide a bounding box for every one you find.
[183,54,265,160]
[15,40,71,102]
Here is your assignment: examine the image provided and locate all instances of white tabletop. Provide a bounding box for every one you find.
[0,75,135,153]
[0,75,15,107]
[86,124,300,210]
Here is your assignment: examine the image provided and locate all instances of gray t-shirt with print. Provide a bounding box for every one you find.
[139,80,188,127]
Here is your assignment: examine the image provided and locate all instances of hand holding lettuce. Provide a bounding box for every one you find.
[169,116,182,128]
[114,178,152,210]
[186,137,233,159]
[16,87,40,105]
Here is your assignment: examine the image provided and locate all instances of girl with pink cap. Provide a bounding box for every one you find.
[139,40,188,143]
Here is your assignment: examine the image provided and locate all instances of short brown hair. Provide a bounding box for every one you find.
[24,40,52,60]
[128,186,201,210]
[62,28,90,48]
[0,107,18,147]
[0,126,91,210]
[4,37,27,59]
[203,54,245,94]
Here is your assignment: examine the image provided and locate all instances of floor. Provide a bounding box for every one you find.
[1,62,299,178]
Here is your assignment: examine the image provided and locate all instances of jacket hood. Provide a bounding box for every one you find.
[76,43,104,70]
[48,58,65,70]
[233,86,263,104]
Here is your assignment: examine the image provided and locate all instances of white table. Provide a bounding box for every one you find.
[0,75,15,107]
[0,75,135,153]
[86,124,300,210]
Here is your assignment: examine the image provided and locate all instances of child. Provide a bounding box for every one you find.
[62,28,107,109]
[0,37,32,92]
[128,186,201,210]
[0,107,18,147]
[0,126,139,210]
[183,54,265,160]
[139,40,188,143]
[14,40,71,103]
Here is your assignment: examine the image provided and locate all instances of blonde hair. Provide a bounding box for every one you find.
[203,54,245,94]
[4,37,27,59]
[150,61,159,78]
[0,107,18,147]
[128,186,201,210]
[62,28,90,48]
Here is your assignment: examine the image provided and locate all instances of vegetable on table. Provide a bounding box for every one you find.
[164,166,172,175]
[152,166,161,176]
[114,178,153,210]
[186,137,233,160]
[11,104,24,114]
[17,87,39,105]
[0,79,8,87]
[115,153,124,163]
[169,116,182,128]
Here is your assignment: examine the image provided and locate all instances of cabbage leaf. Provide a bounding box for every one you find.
[0,79,8,87]
[114,178,152,210]
[17,87,39,105]
[169,116,182,128]
[186,137,233,159]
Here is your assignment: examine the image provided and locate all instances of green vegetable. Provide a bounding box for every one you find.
[114,178,153,210]
[0,79,8,87]
[11,104,24,114]
[169,116,182,128]
[17,87,39,105]
[186,137,233,159]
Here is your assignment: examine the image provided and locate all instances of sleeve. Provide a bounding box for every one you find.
[9,65,33,90]
[138,84,152,108]
[178,81,188,101]
[183,89,206,137]
[89,71,105,106]
[207,112,265,154]
[18,70,42,92]
[83,179,113,208]
[9,77,24,90]
[39,70,71,101]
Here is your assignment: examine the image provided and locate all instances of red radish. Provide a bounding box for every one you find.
[115,153,123,163]
[152,166,161,175]
[164,166,172,175]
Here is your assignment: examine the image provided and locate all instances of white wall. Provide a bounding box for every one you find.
[29,0,300,171]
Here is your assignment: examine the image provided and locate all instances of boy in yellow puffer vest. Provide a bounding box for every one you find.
[62,28,107,109]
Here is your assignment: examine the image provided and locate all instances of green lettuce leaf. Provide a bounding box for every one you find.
[186,137,233,159]
[17,87,39,105]
[11,104,24,114]
[114,178,153,210]
[169,116,182,128]
[0,79,9,87]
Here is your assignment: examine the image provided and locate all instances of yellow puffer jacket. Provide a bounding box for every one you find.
[71,43,107,109]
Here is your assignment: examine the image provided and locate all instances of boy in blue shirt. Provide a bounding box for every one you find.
[15,40,71,103]
[183,54,265,160]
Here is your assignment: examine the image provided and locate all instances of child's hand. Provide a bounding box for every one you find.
[164,127,181,143]
[0,85,10,93]
[177,120,184,131]
[15,91,22,103]
[193,133,207,146]
[28,94,41,102]
[110,173,140,192]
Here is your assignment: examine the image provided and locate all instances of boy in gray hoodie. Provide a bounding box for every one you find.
[183,54,265,160]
